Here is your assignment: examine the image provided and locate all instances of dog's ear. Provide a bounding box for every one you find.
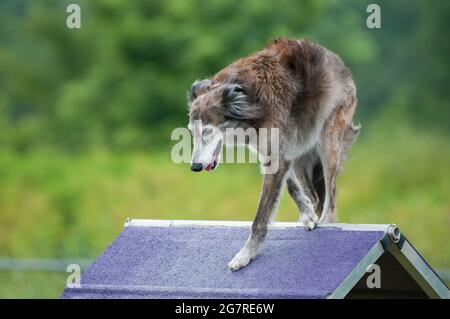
[221,84,263,120]
[187,79,212,102]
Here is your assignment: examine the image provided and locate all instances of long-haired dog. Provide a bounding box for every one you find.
[187,38,360,270]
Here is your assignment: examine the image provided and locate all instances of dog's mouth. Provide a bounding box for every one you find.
[204,140,222,172]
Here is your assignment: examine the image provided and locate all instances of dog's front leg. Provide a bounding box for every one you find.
[228,161,290,271]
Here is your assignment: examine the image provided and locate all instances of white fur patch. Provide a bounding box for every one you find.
[228,248,254,271]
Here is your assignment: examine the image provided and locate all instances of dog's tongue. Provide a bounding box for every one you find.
[205,159,217,172]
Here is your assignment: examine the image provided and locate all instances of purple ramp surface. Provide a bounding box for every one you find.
[62,225,384,299]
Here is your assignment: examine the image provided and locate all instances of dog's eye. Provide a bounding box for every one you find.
[202,129,214,142]
[203,128,213,136]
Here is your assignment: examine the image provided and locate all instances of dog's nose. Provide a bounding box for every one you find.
[191,163,203,172]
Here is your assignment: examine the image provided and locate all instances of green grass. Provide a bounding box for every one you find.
[0,123,448,298]
[0,272,67,299]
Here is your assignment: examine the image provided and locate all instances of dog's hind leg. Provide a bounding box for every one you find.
[291,153,321,212]
[318,92,359,224]
[228,160,291,271]
[287,164,319,230]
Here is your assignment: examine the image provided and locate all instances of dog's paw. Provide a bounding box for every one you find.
[228,250,252,271]
[300,213,317,231]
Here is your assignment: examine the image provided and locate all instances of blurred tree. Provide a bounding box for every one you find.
[0,0,448,151]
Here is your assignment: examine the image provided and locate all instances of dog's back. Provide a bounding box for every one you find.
[213,37,358,155]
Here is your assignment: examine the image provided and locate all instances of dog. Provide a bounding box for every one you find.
[187,38,360,271]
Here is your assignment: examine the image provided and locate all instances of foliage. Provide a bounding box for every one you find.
[0,0,448,151]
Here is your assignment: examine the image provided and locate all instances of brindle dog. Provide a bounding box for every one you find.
[187,38,360,270]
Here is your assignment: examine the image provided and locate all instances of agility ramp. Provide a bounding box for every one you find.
[62,219,449,299]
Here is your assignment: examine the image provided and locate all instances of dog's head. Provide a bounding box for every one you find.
[187,79,262,172]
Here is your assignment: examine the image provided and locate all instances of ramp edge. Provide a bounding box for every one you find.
[124,218,392,232]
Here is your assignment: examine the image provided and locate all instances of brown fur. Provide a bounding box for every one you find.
[188,37,360,270]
